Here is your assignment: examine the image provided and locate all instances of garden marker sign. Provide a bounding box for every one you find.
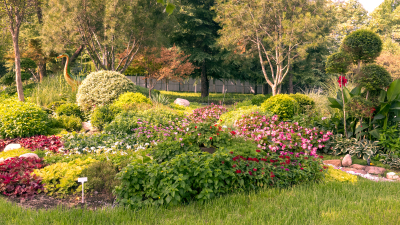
[78,177,88,203]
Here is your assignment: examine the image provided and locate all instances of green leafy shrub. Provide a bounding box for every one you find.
[219,105,262,127]
[80,161,120,195]
[113,92,152,109]
[261,94,299,120]
[251,94,271,106]
[46,101,67,112]
[5,82,37,96]
[321,134,356,155]
[342,29,383,64]
[115,150,324,208]
[0,100,48,138]
[345,96,375,118]
[91,105,121,130]
[104,111,140,134]
[34,158,97,197]
[56,103,83,119]
[289,93,315,113]
[357,64,391,91]
[56,115,82,132]
[135,107,185,127]
[0,71,31,86]
[235,100,252,108]
[77,70,137,111]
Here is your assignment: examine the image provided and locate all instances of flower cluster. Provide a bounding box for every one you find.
[0,135,63,152]
[338,75,348,88]
[0,157,44,198]
[188,104,228,123]
[233,113,333,155]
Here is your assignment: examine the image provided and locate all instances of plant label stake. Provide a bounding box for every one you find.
[78,177,88,204]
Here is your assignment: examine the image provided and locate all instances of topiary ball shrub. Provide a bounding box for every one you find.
[91,105,121,130]
[261,94,299,120]
[251,94,271,106]
[289,93,315,113]
[77,70,137,111]
[342,29,383,64]
[357,64,391,91]
[56,103,83,119]
[0,100,48,138]
[113,92,152,109]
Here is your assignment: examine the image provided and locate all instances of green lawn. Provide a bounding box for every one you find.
[1,179,400,224]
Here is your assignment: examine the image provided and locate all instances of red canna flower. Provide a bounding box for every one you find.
[338,75,348,88]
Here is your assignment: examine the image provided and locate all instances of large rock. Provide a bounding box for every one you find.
[354,170,367,175]
[19,153,40,160]
[386,172,399,180]
[4,144,21,152]
[82,121,96,132]
[342,167,357,172]
[174,98,190,107]
[342,154,352,167]
[323,160,342,167]
[350,164,366,170]
[364,166,386,175]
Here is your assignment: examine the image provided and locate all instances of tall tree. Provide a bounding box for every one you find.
[0,0,36,101]
[171,0,224,98]
[42,0,169,73]
[214,0,334,95]
[369,0,400,41]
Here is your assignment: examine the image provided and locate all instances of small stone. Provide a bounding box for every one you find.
[323,160,342,167]
[82,122,96,132]
[386,172,399,179]
[174,98,190,107]
[365,166,386,175]
[4,144,21,152]
[19,153,40,160]
[354,170,367,174]
[342,154,352,167]
[350,164,366,170]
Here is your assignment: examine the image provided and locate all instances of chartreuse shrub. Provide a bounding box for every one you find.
[251,94,271,106]
[324,166,357,183]
[219,105,262,127]
[91,105,121,130]
[289,93,315,113]
[34,158,97,197]
[113,92,152,109]
[46,100,67,111]
[104,111,140,134]
[0,100,48,138]
[115,150,325,208]
[56,103,83,119]
[0,148,31,159]
[77,70,137,111]
[261,94,299,120]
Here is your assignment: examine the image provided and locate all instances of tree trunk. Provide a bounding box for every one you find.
[145,78,148,88]
[70,45,85,64]
[201,60,209,98]
[12,34,24,102]
[254,83,257,95]
[166,79,169,91]
[289,73,293,94]
[357,60,362,75]
[38,61,46,82]
[271,85,278,96]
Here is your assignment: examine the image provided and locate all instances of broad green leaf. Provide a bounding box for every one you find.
[166,3,175,14]
[342,87,351,103]
[378,90,387,103]
[328,97,342,109]
[369,129,380,139]
[373,114,385,120]
[350,86,362,96]
[387,79,400,102]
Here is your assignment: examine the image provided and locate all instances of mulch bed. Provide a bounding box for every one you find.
[4,192,115,210]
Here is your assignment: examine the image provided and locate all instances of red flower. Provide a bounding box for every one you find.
[209,137,212,140]
[230,131,236,136]
[319,156,324,159]
[248,171,253,175]
[304,157,308,159]
[221,161,225,164]
[279,156,284,159]
[338,75,348,88]
[300,168,304,170]
[229,151,234,154]
[214,124,217,127]
[256,150,261,153]
[210,126,212,128]
[232,164,237,168]
[217,133,219,135]
[270,172,275,178]
[253,168,257,171]
[195,126,197,129]
[235,169,242,174]
[285,156,290,159]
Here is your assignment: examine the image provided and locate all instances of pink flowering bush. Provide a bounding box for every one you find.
[188,104,228,123]
[0,135,63,152]
[233,113,333,155]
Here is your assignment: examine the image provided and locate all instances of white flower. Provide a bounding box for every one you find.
[222,125,227,128]
[145,143,149,146]
[127,145,131,149]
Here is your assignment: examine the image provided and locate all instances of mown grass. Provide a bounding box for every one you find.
[160,91,253,105]
[1,179,400,225]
